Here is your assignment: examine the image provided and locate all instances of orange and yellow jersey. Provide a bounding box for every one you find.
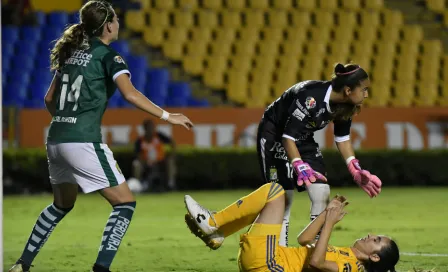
[279,245,364,272]
[135,135,167,165]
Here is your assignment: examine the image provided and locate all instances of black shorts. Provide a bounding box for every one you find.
[256,122,327,192]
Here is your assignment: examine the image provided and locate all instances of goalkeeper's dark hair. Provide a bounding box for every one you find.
[50,0,114,71]
[330,62,369,121]
[364,239,400,272]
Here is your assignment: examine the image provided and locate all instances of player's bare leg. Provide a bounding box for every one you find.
[92,182,136,272]
[253,195,285,225]
[9,183,77,272]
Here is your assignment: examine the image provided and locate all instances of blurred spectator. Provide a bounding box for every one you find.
[2,0,36,25]
[132,119,177,192]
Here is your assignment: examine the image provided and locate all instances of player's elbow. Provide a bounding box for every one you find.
[44,95,53,105]
[297,236,310,247]
[309,259,324,269]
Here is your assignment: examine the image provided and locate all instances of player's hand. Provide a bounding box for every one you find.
[326,194,349,210]
[292,159,327,187]
[167,113,194,130]
[325,206,347,226]
[348,159,381,198]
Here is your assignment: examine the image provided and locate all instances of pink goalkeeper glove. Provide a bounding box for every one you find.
[347,158,382,198]
[292,159,327,187]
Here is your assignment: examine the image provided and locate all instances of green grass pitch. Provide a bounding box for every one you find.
[4,187,448,272]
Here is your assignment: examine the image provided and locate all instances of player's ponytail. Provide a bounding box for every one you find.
[330,63,369,120]
[50,0,114,71]
[364,239,400,272]
[50,23,87,71]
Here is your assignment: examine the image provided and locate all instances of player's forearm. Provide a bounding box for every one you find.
[124,89,167,119]
[282,137,301,161]
[335,140,355,163]
[297,209,327,246]
[309,222,333,268]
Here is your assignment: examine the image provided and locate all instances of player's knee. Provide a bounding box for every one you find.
[266,182,285,202]
[53,202,74,213]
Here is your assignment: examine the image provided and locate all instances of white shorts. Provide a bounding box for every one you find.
[46,142,125,193]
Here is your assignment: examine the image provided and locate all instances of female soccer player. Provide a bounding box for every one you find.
[256,63,382,247]
[184,183,399,272]
[9,1,193,272]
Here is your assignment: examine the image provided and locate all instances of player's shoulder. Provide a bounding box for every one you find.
[292,80,329,92]
[90,40,125,62]
[334,247,363,272]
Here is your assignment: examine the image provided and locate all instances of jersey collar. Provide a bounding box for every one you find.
[323,84,333,113]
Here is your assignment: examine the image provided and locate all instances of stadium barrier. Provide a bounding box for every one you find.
[4,147,448,194]
[18,108,448,149]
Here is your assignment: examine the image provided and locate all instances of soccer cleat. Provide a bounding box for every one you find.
[184,195,217,235]
[185,213,224,250]
[184,195,224,250]
[9,263,30,272]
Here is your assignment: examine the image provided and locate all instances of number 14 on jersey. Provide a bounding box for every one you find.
[59,74,83,111]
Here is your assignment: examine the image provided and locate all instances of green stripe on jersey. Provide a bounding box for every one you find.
[93,143,118,187]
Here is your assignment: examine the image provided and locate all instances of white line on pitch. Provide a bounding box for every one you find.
[401,252,448,257]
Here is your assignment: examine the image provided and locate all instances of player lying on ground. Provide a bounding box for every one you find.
[9,1,193,272]
[256,63,382,247]
[184,183,399,272]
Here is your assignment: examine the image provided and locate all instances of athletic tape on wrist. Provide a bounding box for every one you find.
[160,110,170,121]
[346,156,356,165]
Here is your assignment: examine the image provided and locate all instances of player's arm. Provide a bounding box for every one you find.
[116,75,193,130]
[333,119,355,163]
[334,119,382,197]
[297,195,347,246]
[44,72,61,116]
[116,75,170,120]
[309,206,347,272]
[297,209,326,246]
[105,52,193,130]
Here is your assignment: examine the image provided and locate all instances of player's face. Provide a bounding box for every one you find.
[347,79,370,105]
[353,234,391,258]
[108,13,119,41]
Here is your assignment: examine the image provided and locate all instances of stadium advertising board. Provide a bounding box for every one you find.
[20,108,448,150]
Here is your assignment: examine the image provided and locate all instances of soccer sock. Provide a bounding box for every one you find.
[209,183,284,234]
[19,203,73,267]
[95,201,136,269]
[307,184,330,239]
[279,190,294,247]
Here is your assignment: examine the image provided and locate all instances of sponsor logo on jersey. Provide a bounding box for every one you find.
[305,97,316,109]
[292,108,306,121]
[114,55,125,64]
[306,121,316,128]
[321,120,330,128]
[65,50,92,67]
[269,142,288,161]
[236,199,243,207]
[316,108,326,117]
[269,167,278,181]
[116,163,123,175]
[296,100,310,115]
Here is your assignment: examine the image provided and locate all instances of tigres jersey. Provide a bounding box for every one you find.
[321,245,364,272]
[280,245,364,272]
